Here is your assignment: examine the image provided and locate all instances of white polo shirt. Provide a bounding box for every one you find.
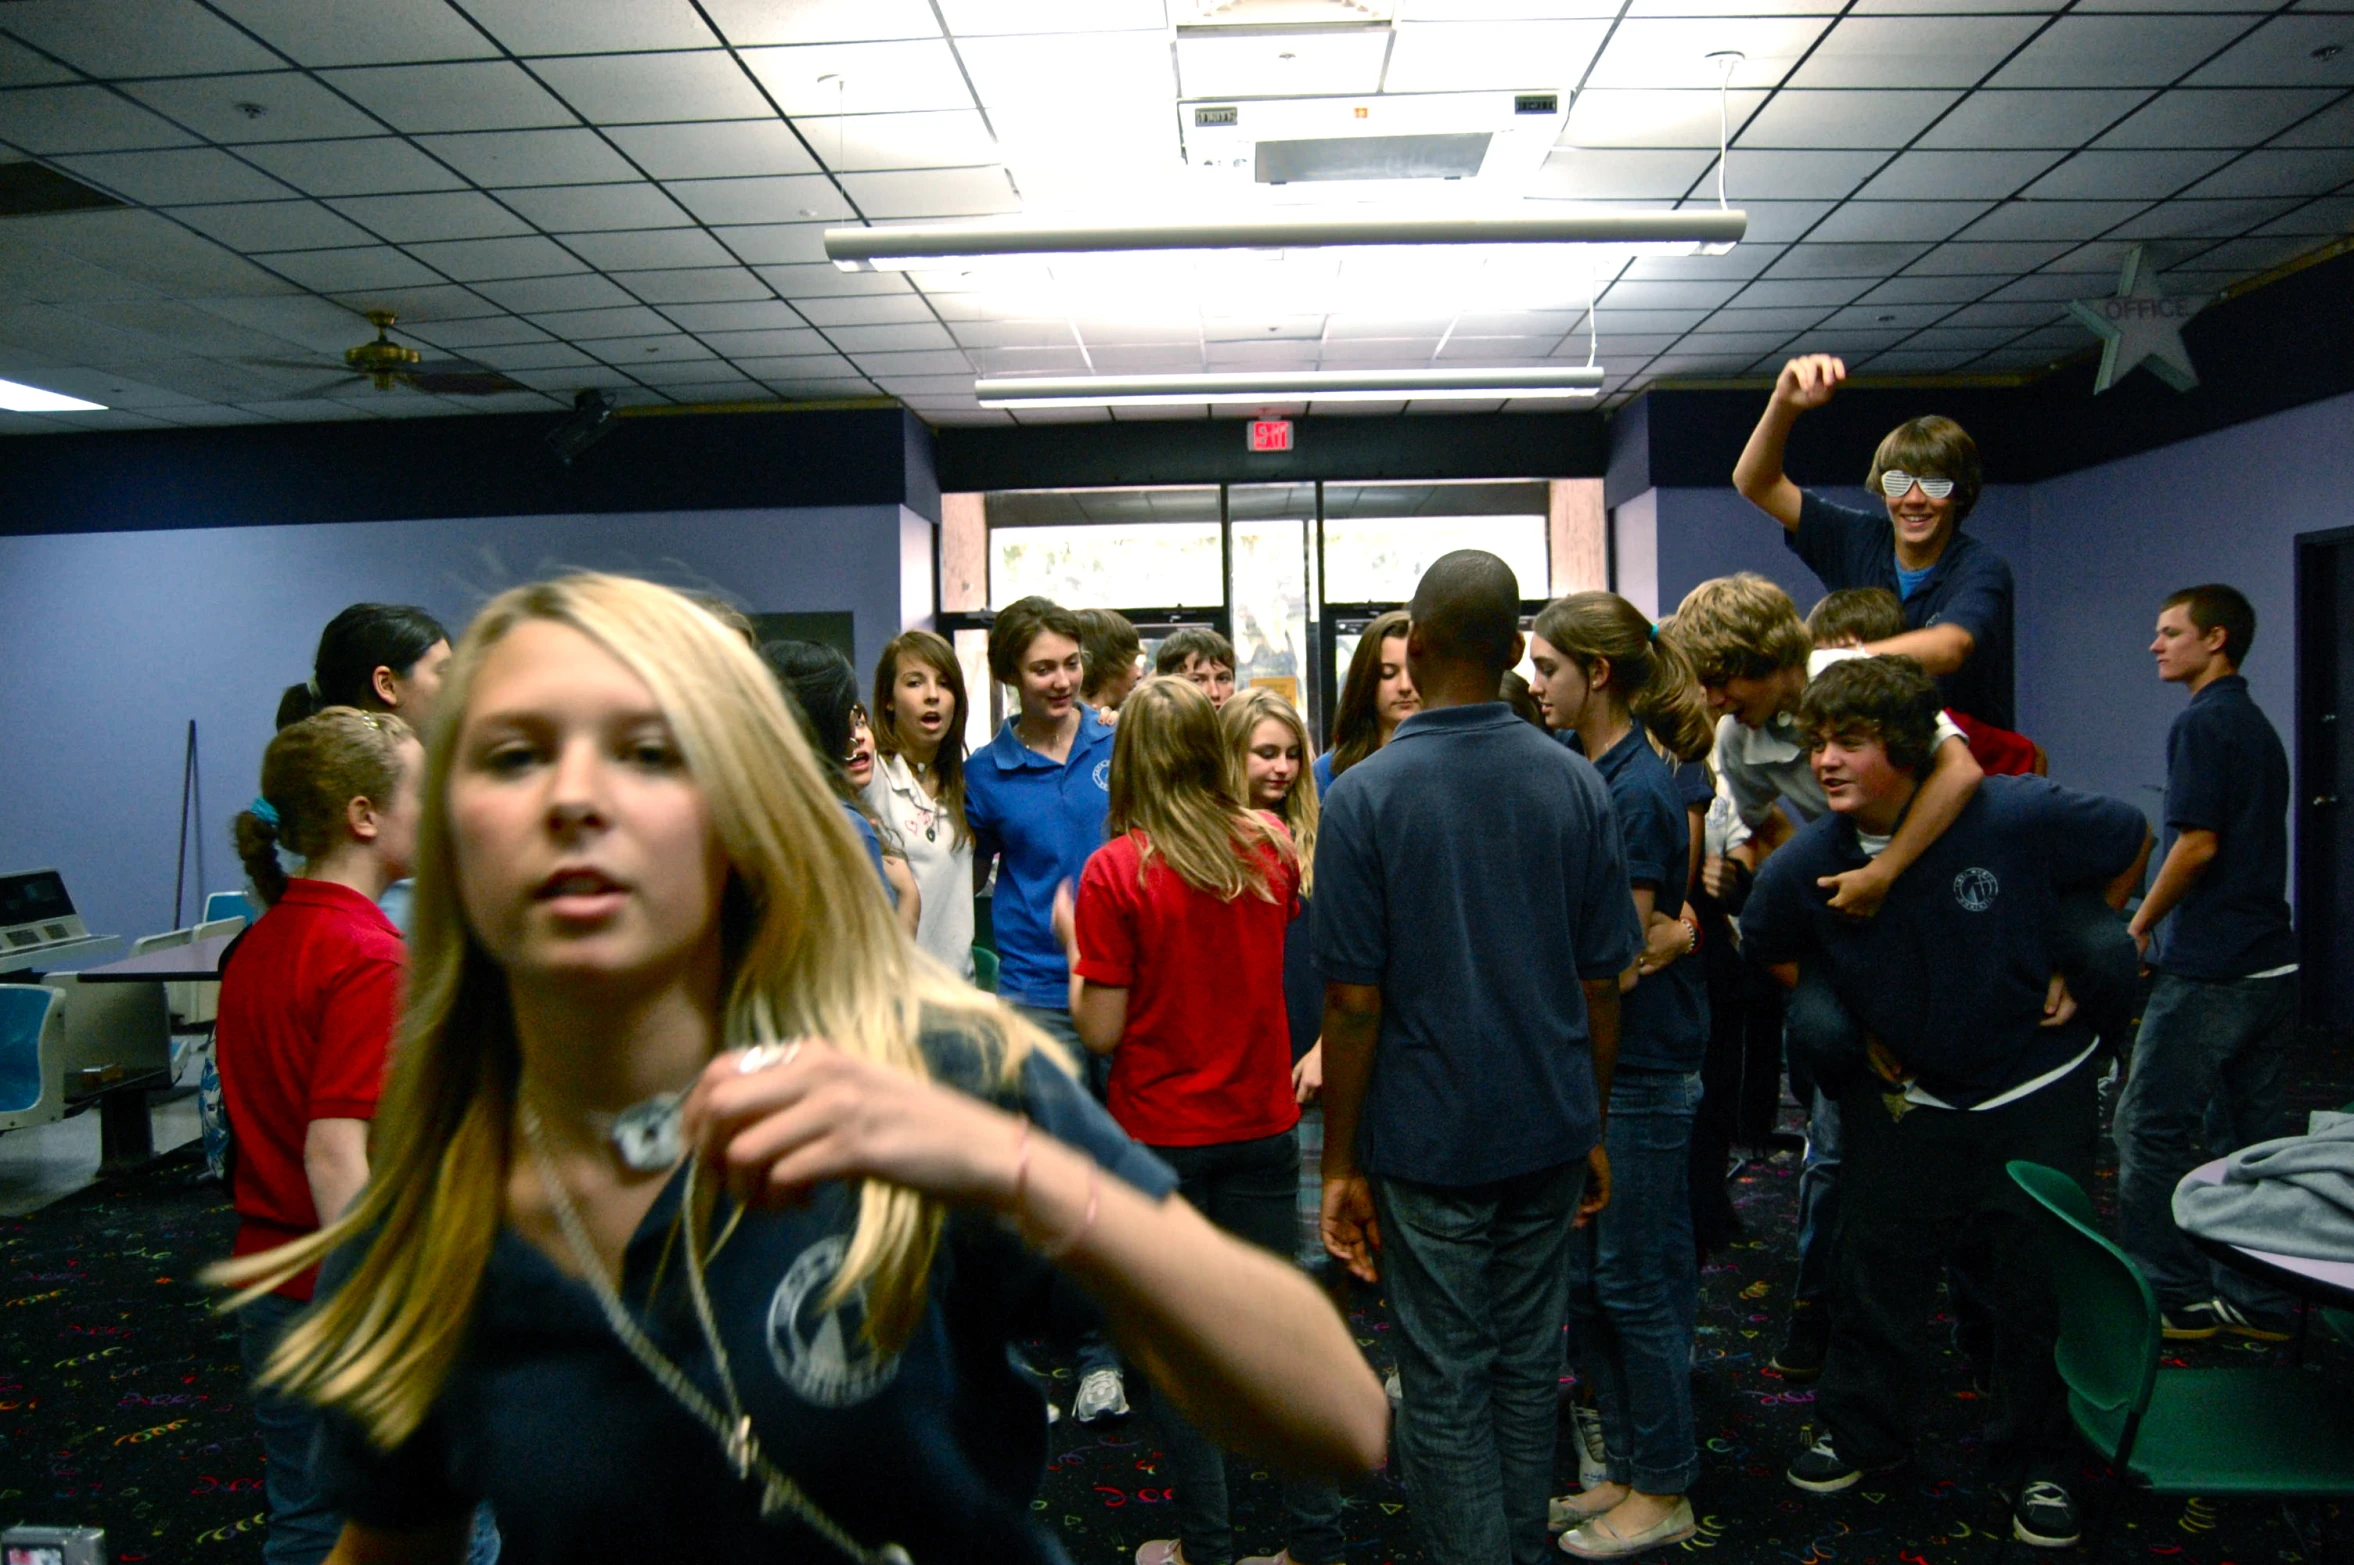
[864,751,976,980]
[1714,646,1968,847]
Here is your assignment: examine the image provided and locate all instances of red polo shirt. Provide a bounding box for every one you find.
[216,879,403,1299]
[1074,827,1301,1148]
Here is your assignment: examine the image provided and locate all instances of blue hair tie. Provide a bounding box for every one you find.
[249,797,280,828]
[1648,622,1660,643]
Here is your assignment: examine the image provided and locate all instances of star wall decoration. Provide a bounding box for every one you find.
[2067,245,2208,394]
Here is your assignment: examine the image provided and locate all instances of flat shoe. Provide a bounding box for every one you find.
[1548,1490,1624,1533]
[1559,1498,1698,1559]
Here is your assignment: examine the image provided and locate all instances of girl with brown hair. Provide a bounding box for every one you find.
[1315,608,1418,791]
[866,628,976,979]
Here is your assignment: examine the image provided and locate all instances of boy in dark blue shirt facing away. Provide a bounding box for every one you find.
[1739,657,2148,1551]
[2117,584,2302,1341]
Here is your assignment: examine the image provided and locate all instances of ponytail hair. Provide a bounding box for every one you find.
[282,604,449,726]
[234,707,415,907]
[1530,591,1715,764]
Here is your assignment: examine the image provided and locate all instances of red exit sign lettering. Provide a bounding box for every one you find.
[1248,419,1293,453]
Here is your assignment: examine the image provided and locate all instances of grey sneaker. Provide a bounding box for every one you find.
[1073,1367,1130,1422]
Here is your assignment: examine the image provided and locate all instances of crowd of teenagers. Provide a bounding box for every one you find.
[199,354,2301,1565]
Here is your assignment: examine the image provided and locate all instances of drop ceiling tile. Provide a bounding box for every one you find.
[2273,95,2354,149]
[1729,201,1838,243]
[620,267,774,304]
[1585,17,1837,90]
[1175,29,1388,99]
[1562,88,1771,149]
[0,244,159,305]
[1986,15,2262,88]
[324,282,504,320]
[2096,87,2342,150]
[1568,333,1682,358]
[2186,15,2354,88]
[1624,242,1787,282]
[2008,323,2098,350]
[1597,278,1748,310]
[404,235,588,282]
[849,347,971,374]
[1901,238,2078,273]
[463,0,720,55]
[1720,149,1889,200]
[209,0,498,65]
[454,340,596,371]
[1534,147,1717,201]
[504,364,640,392]
[680,325,825,356]
[1078,344,1203,373]
[1645,351,1771,376]
[2181,147,2354,198]
[2031,239,2136,273]
[1986,271,2109,301]
[418,129,639,186]
[1741,89,1964,149]
[0,86,198,155]
[654,376,774,401]
[169,199,376,251]
[2026,147,2243,201]
[2257,193,2354,234]
[0,0,284,76]
[2181,231,2336,276]
[580,331,719,362]
[1731,276,1876,307]
[560,227,737,271]
[699,0,938,45]
[839,166,1020,218]
[819,321,954,353]
[1856,148,2065,199]
[239,137,469,197]
[1859,347,1982,371]
[0,38,76,86]
[938,0,1166,34]
[1655,329,1793,357]
[325,63,576,136]
[1788,14,2050,88]
[472,273,639,312]
[55,148,292,206]
[761,376,877,397]
[1766,241,1936,277]
[609,120,822,179]
[495,182,690,232]
[1806,200,1994,242]
[665,174,854,225]
[707,221,830,264]
[1940,298,2067,328]
[785,110,993,173]
[262,246,444,291]
[732,351,856,378]
[1915,89,2149,150]
[1785,328,1906,354]
[792,293,939,326]
[661,300,804,332]
[530,51,775,126]
[947,318,1075,349]
[738,41,976,116]
[1950,199,2147,240]
[1855,273,2000,304]
[529,304,684,341]
[1312,336,1443,362]
[1384,20,1611,93]
[875,372,992,395]
[328,191,535,242]
[752,262,911,296]
[1820,301,1950,331]
[400,314,547,347]
[1898,324,2026,349]
[1693,305,1838,333]
[42,209,303,295]
[1975,345,2071,369]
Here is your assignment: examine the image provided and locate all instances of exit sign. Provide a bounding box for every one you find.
[1249,419,1293,452]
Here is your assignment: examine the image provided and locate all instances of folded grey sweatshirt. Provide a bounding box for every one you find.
[2174,1120,2354,1264]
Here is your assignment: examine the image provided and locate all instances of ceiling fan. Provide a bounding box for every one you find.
[242,310,527,398]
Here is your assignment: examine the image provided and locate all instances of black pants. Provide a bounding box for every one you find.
[1817,1052,2098,1480]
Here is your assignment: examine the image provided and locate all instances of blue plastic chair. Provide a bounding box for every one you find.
[0,986,64,1125]
[202,890,256,927]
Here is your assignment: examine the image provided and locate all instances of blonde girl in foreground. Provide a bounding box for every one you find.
[214,574,1386,1565]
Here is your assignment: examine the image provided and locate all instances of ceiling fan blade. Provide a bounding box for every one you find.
[403,365,528,395]
[241,356,345,374]
[281,373,371,399]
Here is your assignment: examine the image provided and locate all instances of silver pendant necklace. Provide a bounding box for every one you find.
[520,1104,913,1565]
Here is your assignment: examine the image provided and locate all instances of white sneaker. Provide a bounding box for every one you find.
[1384,1371,1403,1406]
[1572,1402,1608,1490]
[1073,1367,1130,1422]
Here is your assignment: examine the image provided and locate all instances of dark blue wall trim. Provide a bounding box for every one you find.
[0,406,938,536]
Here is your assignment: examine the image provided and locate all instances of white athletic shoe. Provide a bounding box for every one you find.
[1073,1367,1130,1422]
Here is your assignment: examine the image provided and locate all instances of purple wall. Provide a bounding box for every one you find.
[0,504,922,949]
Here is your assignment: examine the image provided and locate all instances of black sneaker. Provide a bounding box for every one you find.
[1771,1302,1829,1383]
[2010,1481,2081,1548]
[2167,1297,2294,1343]
[1786,1430,1897,1494]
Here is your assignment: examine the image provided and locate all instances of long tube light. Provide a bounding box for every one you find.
[0,375,104,412]
[974,366,1605,409]
[830,209,1746,270]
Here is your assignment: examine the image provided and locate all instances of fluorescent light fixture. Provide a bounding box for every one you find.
[0,376,105,413]
[975,366,1605,409]
[830,209,1745,270]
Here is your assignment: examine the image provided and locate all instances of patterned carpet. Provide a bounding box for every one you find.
[2,1035,2347,1564]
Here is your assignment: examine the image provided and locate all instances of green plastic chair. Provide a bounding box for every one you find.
[970,945,1000,994]
[2007,1160,2354,1554]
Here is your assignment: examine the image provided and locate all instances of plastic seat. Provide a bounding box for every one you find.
[0,985,67,1131]
[202,890,256,927]
[970,945,1000,994]
[2007,1160,2354,1550]
[178,916,245,1028]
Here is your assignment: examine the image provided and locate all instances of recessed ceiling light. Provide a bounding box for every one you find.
[0,376,104,413]
[975,365,1604,408]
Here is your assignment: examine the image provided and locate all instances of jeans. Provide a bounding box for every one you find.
[241,1293,344,1565]
[1013,1003,1120,1381]
[1817,1055,2097,1480]
[1566,1069,1702,1495]
[1150,1132,1345,1565]
[1375,1160,1585,1565]
[2114,969,2301,1318]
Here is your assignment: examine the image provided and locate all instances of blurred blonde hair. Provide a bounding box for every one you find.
[1220,686,1319,897]
[1108,677,1293,902]
[211,573,1047,1450]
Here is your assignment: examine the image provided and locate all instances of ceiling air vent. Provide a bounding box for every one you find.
[1257,132,1491,184]
[0,160,129,218]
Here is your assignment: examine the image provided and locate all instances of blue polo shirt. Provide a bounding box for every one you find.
[315,1026,1178,1565]
[2151,674,2296,979]
[1590,725,1710,1074]
[964,709,1115,1008]
[1312,751,1338,796]
[1788,491,2017,730]
[1740,775,2146,1107]
[1313,702,1640,1186]
[841,802,891,901]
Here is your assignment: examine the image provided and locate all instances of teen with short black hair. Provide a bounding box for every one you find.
[2116,583,2301,1341]
[1734,355,2016,729]
[220,706,423,1565]
[867,629,977,979]
[1739,656,2149,1549]
[1315,609,1418,791]
[1155,626,1239,709]
[1077,608,1145,711]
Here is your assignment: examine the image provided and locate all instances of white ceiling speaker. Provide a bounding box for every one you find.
[973,366,1605,409]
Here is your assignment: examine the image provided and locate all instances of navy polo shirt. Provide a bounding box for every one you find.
[1788,491,2017,730]
[964,710,1115,1008]
[1740,776,2145,1107]
[315,1028,1177,1565]
[1590,725,1710,1074]
[2151,674,2296,979]
[1312,702,1640,1186]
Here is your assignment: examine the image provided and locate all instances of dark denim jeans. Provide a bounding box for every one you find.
[1375,1160,1585,1565]
[242,1292,344,1565]
[1013,1003,1120,1381]
[2114,968,2301,1318]
[1566,1068,1702,1495]
[1149,1131,1345,1565]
